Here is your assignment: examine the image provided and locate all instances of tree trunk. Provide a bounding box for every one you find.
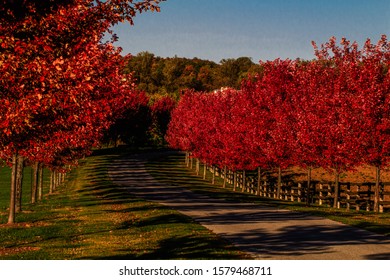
[241,170,246,193]
[223,166,227,188]
[185,152,189,167]
[8,154,18,224]
[306,167,312,206]
[333,171,340,208]
[49,170,54,194]
[54,171,59,191]
[276,167,282,199]
[203,163,207,180]
[55,171,60,189]
[38,164,44,201]
[15,155,24,213]
[196,159,200,175]
[257,167,261,196]
[31,162,39,204]
[114,133,119,148]
[374,166,381,213]
[211,166,215,184]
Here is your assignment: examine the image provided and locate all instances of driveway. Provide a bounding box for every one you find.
[109,152,390,260]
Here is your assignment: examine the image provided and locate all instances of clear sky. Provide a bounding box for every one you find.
[111,0,390,63]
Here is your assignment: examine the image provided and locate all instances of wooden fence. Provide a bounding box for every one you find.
[186,157,390,213]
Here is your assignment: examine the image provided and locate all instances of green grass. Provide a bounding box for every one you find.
[0,148,250,260]
[145,152,390,237]
[0,165,51,213]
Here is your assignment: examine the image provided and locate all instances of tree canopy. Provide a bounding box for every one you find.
[0,0,163,224]
[125,52,263,97]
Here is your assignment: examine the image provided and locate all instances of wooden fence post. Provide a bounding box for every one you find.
[379,183,384,213]
[298,183,302,203]
[291,187,294,202]
[276,167,282,199]
[356,185,360,211]
[366,184,371,211]
[257,167,261,196]
[284,183,288,201]
[223,166,227,188]
[306,167,312,206]
[233,172,237,192]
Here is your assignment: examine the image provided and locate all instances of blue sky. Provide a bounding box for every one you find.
[112,0,390,63]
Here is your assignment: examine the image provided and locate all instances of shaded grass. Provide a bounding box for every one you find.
[0,165,51,213]
[0,148,249,260]
[146,152,390,237]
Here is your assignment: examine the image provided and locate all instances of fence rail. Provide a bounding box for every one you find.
[184,155,390,213]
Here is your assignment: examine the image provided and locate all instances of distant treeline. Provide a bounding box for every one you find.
[124,51,264,97]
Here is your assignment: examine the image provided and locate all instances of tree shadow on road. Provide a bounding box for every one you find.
[142,151,390,260]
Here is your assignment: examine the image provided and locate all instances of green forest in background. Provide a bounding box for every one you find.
[125,51,264,98]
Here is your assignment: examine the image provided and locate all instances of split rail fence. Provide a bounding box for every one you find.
[186,156,390,213]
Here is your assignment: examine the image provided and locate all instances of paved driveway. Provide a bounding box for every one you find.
[109,152,390,260]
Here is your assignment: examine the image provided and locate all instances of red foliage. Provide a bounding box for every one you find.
[0,0,163,169]
[166,90,203,153]
[167,36,390,184]
[241,59,297,170]
[151,96,176,114]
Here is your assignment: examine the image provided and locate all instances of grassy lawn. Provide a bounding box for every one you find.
[0,148,250,260]
[146,152,390,237]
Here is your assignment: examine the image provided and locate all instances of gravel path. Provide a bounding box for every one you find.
[108,152,390,260]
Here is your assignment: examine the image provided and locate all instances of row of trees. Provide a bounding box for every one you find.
[0,0,163,224]
[166,36,390,212]
[125,52,263,96]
